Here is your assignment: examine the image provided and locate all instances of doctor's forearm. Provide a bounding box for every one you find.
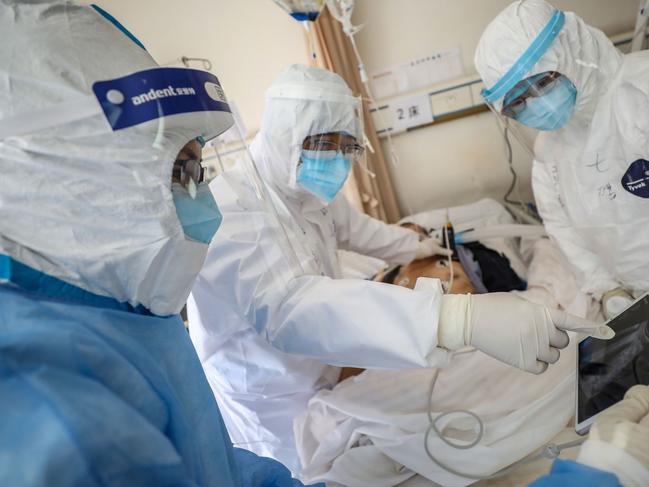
[264,275,448,369]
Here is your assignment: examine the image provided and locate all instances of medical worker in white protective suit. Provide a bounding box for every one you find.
[188,64,611,472]
[475,0,649,319]
[0,2,321,486]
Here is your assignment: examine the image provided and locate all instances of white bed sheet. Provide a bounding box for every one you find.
[296,200,600,487]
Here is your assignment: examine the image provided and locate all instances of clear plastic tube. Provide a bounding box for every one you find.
[455,224,546,244]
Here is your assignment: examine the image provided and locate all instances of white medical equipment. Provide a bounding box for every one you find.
[271,0,325,61]
[160,55,213,71]
[271,0,325,21]
[420,223,548,250]
[454,224,546,244]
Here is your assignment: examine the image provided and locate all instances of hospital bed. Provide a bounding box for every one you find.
[339,198,532,278]
[296,198,599,487]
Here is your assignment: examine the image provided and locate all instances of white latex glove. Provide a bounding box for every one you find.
[578,385,649,487]
[415,237,454,260]
[438,293,615,374]
[602,287,634,320]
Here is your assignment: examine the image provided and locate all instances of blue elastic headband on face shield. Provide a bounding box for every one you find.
[482,10,565,104]
[91,4,147,51]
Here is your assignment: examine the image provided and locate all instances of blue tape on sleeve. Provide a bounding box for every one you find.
[482,10,565,104]
[92,68,231,131]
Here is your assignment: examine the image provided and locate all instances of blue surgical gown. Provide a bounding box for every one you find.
[0,255,320,486]
[529,459,621,487]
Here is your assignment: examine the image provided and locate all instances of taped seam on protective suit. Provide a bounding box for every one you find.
[413,277,454,366]
[437,294,470,351]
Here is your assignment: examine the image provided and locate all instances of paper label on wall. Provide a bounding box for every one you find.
[391,93,433,132]
[370,47,465,99]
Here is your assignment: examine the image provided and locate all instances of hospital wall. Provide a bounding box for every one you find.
[353,0,639,215]
[94,0,310,136]
[95,0,639,218]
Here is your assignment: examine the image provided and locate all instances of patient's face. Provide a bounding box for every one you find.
[394,255,476,294]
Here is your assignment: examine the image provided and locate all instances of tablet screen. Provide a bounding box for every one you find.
[577,294,649,425]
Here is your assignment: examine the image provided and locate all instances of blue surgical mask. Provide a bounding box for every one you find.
[172,182,222,244]
[513,76,577,131]
[297,150,352,203]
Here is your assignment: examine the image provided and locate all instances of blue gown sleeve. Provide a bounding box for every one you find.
[528,459,622,487]
[233,448,324,487]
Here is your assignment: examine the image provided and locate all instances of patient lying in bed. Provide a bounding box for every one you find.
[339,223,526,383]
[298,228,600,487]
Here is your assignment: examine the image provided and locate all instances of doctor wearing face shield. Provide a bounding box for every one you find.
[475,0,649,319]
[188,64,611,471]
[0,2,322,485]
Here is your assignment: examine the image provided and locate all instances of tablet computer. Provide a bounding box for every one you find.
[576,293,649,434]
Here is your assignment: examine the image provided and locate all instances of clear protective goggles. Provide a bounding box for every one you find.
[172,134,209,198]
[265,80,368,179]
[301,131,365,159]
[501,71,564,119]
[172,155,205,197]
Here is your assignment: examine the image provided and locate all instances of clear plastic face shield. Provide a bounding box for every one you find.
[196,95,310,286]
[0,66,236,227]
[0,66,302,313]
[211,129,308,283]
[481,10,579,155]
[301,131,365,158]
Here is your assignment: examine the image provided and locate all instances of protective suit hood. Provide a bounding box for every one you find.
[249,64,362,209]
[476,0,649,298]
[0,1,230,316]
[474,0,622,119]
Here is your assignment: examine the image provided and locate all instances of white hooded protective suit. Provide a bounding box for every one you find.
[475,0,649,299]
[187,65,446,471]
[0,2,229,316]
[0,2,318,486]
